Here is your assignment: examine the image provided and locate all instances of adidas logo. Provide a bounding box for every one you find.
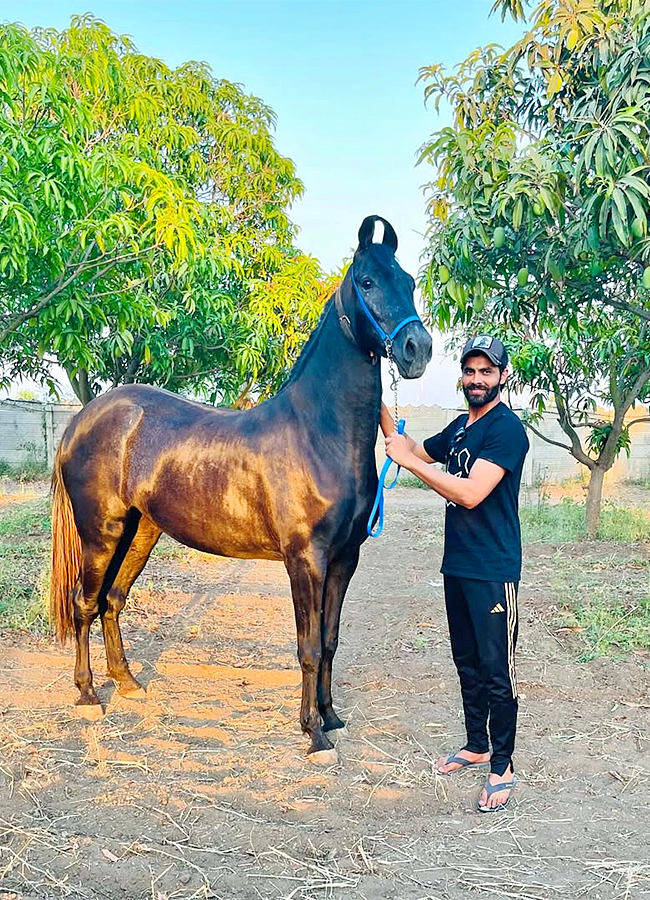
[490,603,505,613]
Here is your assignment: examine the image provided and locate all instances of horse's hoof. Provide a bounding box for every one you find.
[322,714,346,732]
[326,725,349,740]
[307,747,339,767]
[74,703,104,721]
[120,686,147,700]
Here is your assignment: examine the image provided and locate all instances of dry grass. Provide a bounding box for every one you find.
[1,488,650,898]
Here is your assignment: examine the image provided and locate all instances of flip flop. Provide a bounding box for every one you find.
[434,752,490,776]
[477,775,518,813]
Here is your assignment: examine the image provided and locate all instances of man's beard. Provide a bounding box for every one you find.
[463,382,501,408]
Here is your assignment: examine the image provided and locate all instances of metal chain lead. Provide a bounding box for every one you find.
[385,338,401,431]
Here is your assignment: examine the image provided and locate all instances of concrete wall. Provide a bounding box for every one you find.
[0,399,81,468]
[1,398,649,485]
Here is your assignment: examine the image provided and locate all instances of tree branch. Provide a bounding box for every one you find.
[77,368,94,405]
[620,369,650,413]
[65,365,80,401]
[172,366,225,381]
[87,276,148,299]
[626,415,650,429]
[110,347,143,388]
[83,115,120,153]
[0,242,96,342]
[553,390,595,468]
[121,349,143,385]
[609,355,622,409]
[525,420,573,452]
[603,296,650,323]
[233,376,254,409]
[63,244,157,273]
[596,371,650,469]
[0,243,157,343]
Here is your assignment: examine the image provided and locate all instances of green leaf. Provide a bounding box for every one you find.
[611,192,629,246]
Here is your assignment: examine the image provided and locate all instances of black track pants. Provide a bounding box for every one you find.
[443,575,519,776]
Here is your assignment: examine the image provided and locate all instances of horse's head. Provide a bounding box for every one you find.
[341,215,432,378]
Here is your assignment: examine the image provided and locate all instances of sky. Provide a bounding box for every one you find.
[2,1,524,406]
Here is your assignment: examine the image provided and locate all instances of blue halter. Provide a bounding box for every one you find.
[350,270,421,345]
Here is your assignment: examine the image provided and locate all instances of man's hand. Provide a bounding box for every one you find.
[385,432,416,467]
[381,403,433,466]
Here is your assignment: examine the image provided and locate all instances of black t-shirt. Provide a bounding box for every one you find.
[423,403,530,583]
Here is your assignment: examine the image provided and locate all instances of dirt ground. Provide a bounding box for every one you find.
[1,487,650,900]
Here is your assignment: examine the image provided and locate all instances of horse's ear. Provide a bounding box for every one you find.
[379,218,398,253]
[357,216,377,251]
[357,215,398,253]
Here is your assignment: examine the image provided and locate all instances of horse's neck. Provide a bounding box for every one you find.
[286,303,381,436]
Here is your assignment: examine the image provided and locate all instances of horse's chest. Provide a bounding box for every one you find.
[327,482,375,545]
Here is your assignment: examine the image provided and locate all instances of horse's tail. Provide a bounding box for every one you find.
[50,446,82,644]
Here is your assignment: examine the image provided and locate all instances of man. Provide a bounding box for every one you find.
[381,334,529,812]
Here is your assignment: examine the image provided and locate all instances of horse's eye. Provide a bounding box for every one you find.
[361,278,372,290]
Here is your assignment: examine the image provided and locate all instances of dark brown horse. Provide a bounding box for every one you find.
[50,216,432,763]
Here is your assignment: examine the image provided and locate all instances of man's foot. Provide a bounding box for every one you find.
[478,766,517,811]
[434,748,490,775]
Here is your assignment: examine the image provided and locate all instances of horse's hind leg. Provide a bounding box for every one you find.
[319,544,360,732]
[73,539,124,712]
[101,516,161,698]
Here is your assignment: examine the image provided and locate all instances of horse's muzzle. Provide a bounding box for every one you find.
[393,323,432,379]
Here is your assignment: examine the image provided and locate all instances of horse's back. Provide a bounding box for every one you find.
[62,384,243,459]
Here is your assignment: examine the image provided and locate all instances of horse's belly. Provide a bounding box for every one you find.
[130,452,286,559]
[146,502,283,561]
[168,527,283,561]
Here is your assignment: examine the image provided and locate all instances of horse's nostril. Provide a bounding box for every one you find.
[404,338,416,361]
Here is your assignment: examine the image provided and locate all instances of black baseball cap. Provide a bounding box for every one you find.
[460,335,508,369]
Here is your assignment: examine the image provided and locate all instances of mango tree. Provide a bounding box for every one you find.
[0,16,327,405]
[418,0,650,535]
[492,312,650,536]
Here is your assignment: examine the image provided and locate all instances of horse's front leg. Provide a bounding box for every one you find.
[285,549,336,764]
[319,544,360,732]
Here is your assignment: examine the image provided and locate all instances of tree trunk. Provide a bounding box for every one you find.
[585,464,606,539]
[67,368,95,406]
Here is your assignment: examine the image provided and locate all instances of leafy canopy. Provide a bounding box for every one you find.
[501,310,650,470]
[0,16,330,404]
[418,0,650,330]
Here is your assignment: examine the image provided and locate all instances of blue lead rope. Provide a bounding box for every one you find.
[368,418,406,538]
